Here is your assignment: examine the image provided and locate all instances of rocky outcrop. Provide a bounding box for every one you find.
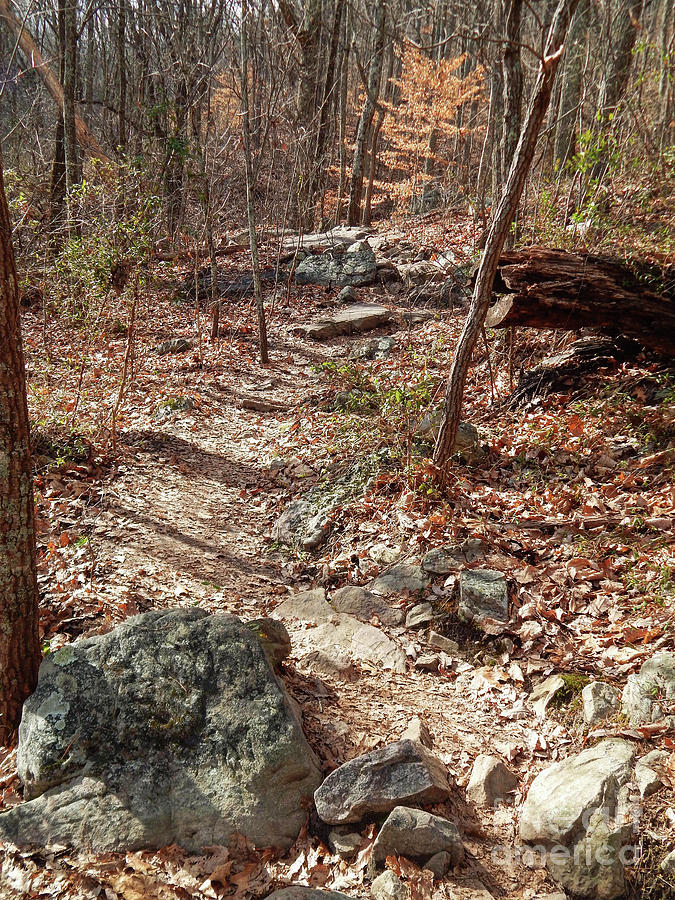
[2,609,321,852]
[314,740,451,825]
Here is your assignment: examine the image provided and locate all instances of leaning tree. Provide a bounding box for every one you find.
[433,0,580,474]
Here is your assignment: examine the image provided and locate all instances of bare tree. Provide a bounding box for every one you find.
[433,0,580,472]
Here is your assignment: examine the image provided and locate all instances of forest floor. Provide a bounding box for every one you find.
[1,212,674,899]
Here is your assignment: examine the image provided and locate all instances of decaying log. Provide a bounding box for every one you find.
[483,248,675,356]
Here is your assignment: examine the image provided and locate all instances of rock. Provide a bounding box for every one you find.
[302,616,407,674]
[154,396,195,419]
[427,632,459,654]
[458,570,509,632]
[371,870,407,900]
[154,337,191,355]
[371,806,464,865]
[331,586,405,626]
[422,539,485,575]
[273,498,333,550]
[661,849,675,875]
[401,717,433,749]
[466,755,519,807]
[621,652,675,726]
[370,564,429,597]
[634,749,668,798]
[415,410,480,457]
[582,681,621,725]
[529,674,567,717]
[328,829,362,858]
[300,303,391,340]
[424,850,452,878]
[273,468,369,549]
[314,740,451,825]
[415,653,440,672]
[295,250,377,288]
[267,889,352,900]
[276,588,333,624]
[2,609,321,852]
[406,602,434,629]
[351,336,397,361]
[368,543,401,566]
[336,285,357,304]
[520,739,636,899]
[281,225,371,253]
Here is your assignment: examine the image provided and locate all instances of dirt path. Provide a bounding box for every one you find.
[64,317,565,899]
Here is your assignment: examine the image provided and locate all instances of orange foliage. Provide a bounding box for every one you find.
[380,50,484,207]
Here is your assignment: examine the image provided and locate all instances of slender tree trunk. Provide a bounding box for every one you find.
[502,0,523,172]
[63,0,81,198]
[433,0,580,471]
[0,148,41,744]
[241,0,268,364]
[347,0,386,226]
[306,0,345,226]
[553,0,589,166]
[117,0,127,152]
[335,19,349,223]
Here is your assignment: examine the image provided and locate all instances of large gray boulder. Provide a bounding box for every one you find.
[0,609,321,852]
[621,652,675,726]
[314,740,451,825]
[295,250,378,287]
[371,806,464,865]
[520,739,636,899]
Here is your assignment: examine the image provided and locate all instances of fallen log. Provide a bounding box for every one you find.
[483,248,675,356]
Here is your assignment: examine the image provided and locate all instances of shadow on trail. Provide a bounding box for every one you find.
[119,428,267,487]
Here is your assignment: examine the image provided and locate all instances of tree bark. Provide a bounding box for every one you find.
[501,0,523,174]
[433,0,579,471]
[63,0,81,196]
[553,0,589,166]
[482,248,675,356]
[241,0,268,364]
[0,149,40,744]
[347,0,386,226]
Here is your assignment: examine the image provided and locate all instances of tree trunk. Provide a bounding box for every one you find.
[553,0,589,167]
[482,248,675,356]
[241,0,268,364]
[63,0,81,197]
[501,0,523,173]
[118,0,127,152]
[347,0,386,226]
[0,149,41,745]
[433,0,580,471]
